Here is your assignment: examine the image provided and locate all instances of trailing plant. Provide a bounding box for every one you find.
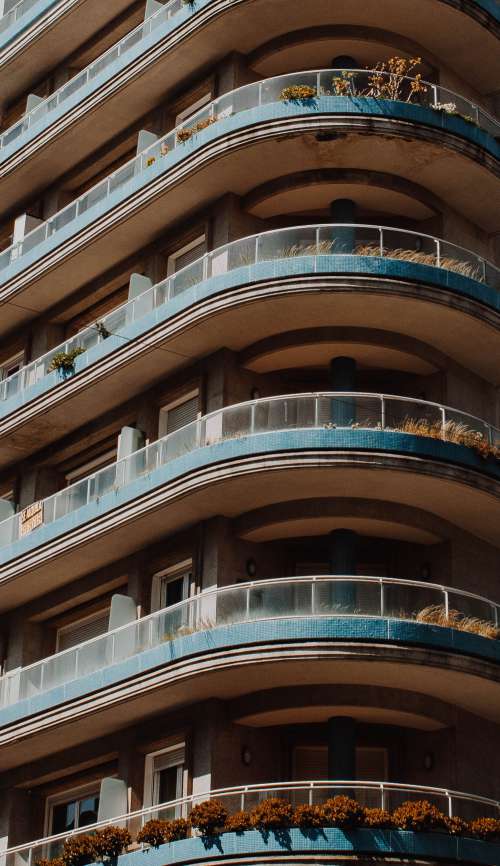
[224,810,253,832]
[250,797,295,830]
[363,807,395,828]
[279,85,317,102]
[48,347,85,375]
[432,102,476,125]
[189,799,228,834]
[322,795,364,828]
[416,604,499,640]
[392,799,447,832]
[293,803,325,827]
[92,827,132,859]
[469,817,500,840]
[176,115,217,144]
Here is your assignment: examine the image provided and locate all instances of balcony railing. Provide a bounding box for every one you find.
[0,0,40,35]
[4,780,500,865]
[0,69,497,274]
[0,393,498,550]
[0,576,498,708]
[1,223,499,404]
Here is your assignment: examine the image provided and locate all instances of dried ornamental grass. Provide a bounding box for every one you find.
[176,115,217,143]
[416,604,499,640]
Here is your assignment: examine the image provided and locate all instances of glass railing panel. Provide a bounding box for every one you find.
[383,396,443,432]
[171,257,204,296]
[41,647,78,692]
[383,581,443,620]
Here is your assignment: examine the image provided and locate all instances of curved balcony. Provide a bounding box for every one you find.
[1,576,498,724]
[0,0,132,108]
[1,223,498,467]
[5,782,500,866]
[0,394,498,610]
[0,3,499,212]
[1,70,498,336]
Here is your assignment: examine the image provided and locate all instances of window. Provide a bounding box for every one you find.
[152,561,192,612]
[293,745,388,781]
[56,609,110,652]
[46,784,100,834]
[175,94,211,127]
[167,235,206,276]
[144,743,186,808]
[1,351,24,380]
[159,391,199,439]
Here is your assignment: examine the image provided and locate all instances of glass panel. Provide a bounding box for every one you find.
[52,801,76,834]
[78,795,100,827]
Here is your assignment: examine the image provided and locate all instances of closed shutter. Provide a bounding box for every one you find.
[57,610,109,651]
[163,395,199,435]
[294,746,327,780]
[356,748,387,781]
[174,240,206,272]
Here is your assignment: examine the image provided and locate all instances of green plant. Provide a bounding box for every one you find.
[280,85,317,102]
[392,800,447,832]
[61,835,96,866]
[469,817,500,840]
[189,799,228,834]
[293,803,325,827]
[224,810,253,831]
[250,797,294,830]
[322,795,364,828]
[363,807,395,828]
[48,347,85,375]
[92,827,131,859]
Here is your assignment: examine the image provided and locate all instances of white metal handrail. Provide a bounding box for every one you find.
[0,575,497,707]
[0,393,497,551]
[0,0,40,35]
[4,780,500,864]
[0,68,497,273]
[1,222,498,402]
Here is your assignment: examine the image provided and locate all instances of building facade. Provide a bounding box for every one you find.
[0,0,499,863]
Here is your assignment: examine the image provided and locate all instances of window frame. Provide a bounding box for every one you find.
[64,447,117,486]
[143,741,187,809]
[55,607,110,653]
[1,351,24,380]
[166,235,206,276]
[151,559,193,613]
[174,94,212,127]
[44,781,101,836]
[158,389,200,439]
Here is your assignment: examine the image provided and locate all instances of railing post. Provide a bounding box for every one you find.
[245,586,250,620]
[431,84,439,108]
[440,405,446,437]
[444,590,449,618]
[380,396,386,429]
[435,238,441,268]
[380,579,385,617]
[254,234,259,265]
[379,227,384,258]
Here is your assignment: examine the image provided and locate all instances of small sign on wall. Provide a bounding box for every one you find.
[19,501,43,536]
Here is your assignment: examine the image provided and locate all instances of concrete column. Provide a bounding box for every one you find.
[330,198,356,253]
[330,356,357,425]
[329,528,358,609]
[331,55,358,69]
[327,716,356,780]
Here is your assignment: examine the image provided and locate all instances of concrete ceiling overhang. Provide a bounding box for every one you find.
[230,685,455,730]
[243,169,440,220]
[241,327,442,375]
[234,498,449,544]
